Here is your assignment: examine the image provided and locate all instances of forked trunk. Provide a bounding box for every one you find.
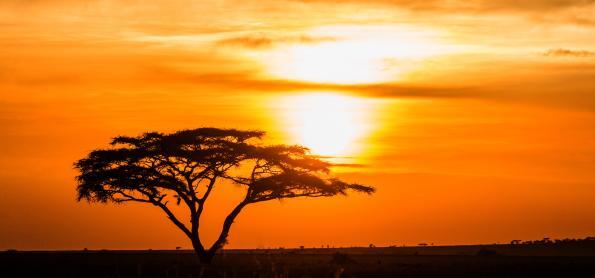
[191,239,214,265]
[189,200,246,273]
[191,244,215,278]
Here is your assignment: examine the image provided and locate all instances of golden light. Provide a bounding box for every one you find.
[267,41,388,84]
[262,25,459,84]
[275,92,378,159]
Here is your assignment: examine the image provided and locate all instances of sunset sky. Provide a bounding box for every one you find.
[1,0,595,250]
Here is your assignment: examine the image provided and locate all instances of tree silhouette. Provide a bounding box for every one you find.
[75,128,374,264]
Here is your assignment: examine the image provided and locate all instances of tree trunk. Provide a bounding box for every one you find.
[191,239,213,265]
[189,200,247,273]
[208,201,247,255]
[191,243,214,278]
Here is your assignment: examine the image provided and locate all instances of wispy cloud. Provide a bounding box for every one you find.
[293,0,595,12]
[543,48,595,57]
[142,62,595,112]
[216,34,336,49]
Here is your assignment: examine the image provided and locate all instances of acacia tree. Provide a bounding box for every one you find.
[75,128,374,264]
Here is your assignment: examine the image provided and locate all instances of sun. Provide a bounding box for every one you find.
[261,25,456,85]
[266,41,389,84]
[277,92,375,158]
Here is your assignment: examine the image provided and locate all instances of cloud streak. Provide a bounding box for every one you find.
[216,34,336,49]
[294,0,595,12]
[543,48,595,57]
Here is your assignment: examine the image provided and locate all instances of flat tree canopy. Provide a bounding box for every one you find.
[75,128,374,263]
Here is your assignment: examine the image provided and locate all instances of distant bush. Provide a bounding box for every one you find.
[515,237,595,245]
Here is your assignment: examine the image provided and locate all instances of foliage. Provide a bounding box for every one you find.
[75,128,374,263]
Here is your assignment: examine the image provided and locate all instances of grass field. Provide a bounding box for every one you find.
[2,242,594,277]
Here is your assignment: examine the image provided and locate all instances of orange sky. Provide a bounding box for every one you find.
[1,0,595,250]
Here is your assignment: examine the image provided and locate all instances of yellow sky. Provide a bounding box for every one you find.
[1,0,595,250]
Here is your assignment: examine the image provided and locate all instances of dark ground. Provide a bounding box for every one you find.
[2,242,595,277]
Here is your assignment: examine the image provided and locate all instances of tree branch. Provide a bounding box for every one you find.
[207,191,251,255]
[199,176,217,204]
[132,188,193,238]
[194,175,218,235]
[152,199,192,237]
[251,192,329,203]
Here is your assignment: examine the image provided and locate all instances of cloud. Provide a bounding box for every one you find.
[543,48,595,57]
[140,65,475,99]
[142,61,595,112]
[293,0,595,13]
[476,0,595,11]
[216,34,336,49]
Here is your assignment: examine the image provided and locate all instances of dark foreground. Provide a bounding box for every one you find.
[2,243,595,277]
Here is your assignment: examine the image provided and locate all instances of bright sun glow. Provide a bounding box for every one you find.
[277,92,376,158]
[263,25,460,84]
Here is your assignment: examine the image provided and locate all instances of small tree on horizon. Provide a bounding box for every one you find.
[74,127,374,264]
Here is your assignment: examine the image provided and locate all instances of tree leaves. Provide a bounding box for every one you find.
[74,127,375,261]
[75,127,373,205]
